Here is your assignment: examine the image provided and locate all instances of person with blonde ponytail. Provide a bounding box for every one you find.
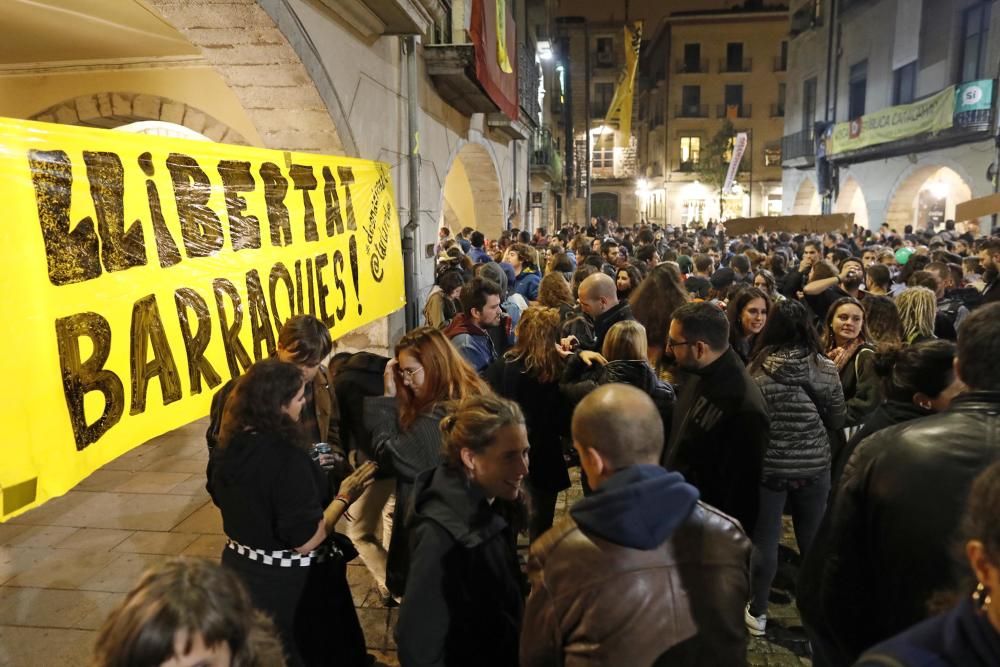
[397,394,529,667]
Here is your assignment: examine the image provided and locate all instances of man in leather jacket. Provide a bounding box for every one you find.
[798,302,1000,666]
[521,384,751,667]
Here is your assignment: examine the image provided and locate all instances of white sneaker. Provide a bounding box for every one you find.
[745,604,767,636]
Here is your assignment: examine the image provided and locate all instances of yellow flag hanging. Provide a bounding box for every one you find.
[497,0,513,74]
[604,21,643,144]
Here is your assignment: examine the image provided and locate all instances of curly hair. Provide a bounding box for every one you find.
[217,359,304,450]
[538,272,573,308]
[505,307,565,383]
[394,327,489,429]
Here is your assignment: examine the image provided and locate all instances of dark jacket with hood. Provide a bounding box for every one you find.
[798,391,1000,666]
[397,464,525,667]
[855,597,1000,667]
[751,347,846,480]
[520,465,751,667]
[663,348,769,536]
[443,312,498,374]
[561,356,675,437]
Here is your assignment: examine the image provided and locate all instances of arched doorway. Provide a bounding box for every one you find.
[440,143,504,241]
[792,178,821,215]
[834,177,869,229]
[2,0,344,155]
[885,166,972,231]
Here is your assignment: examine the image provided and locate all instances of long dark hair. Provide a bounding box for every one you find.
[630,263,689,352]
[727,286,771,343]
[218,359,304,449]
[749,299,822,371]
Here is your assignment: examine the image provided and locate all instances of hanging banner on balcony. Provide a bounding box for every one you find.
[0,116,404,521]
[955,79,994,130]
[723,132,749,195]
[828,85,955,156]
[604,21,643,145]
[471,0,518,119]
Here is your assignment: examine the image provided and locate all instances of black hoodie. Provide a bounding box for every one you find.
[397,464,524,667]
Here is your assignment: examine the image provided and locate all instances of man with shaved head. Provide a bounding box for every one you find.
[561,272,635,353]
[520,385,751,667]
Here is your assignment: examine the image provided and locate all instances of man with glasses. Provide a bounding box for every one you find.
[661,302,768,536]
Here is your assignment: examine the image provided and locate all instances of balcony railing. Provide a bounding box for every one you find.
[771,103,785,117]
[675,59,709,74]
[518,42,540,123]
[717,103,752,118]
[791,0,823,36]
[774,56,787,72]
[781,128,816,164]
[676,104,709,118]
[530,128,563,184]
[719,58,752,73]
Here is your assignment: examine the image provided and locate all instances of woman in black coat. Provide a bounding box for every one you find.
[397,394,528,667]
[486,306,573,540]
[209,359,377,667]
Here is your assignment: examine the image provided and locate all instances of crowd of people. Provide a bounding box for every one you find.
[88,216,1000,667]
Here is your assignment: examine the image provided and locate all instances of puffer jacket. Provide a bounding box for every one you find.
[751,346,846,480]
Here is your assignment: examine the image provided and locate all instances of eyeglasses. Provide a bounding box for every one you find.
[666,338,695,349]
[399,366,424,380]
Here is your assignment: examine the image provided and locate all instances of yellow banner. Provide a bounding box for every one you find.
[0,117,404,520]
[604,21,642,143]
[496,0,513,74]
[829,85,955,155]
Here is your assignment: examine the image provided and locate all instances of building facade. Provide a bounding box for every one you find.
[782,0,998,232]
[2,0,557,348]
[637,6,789,227]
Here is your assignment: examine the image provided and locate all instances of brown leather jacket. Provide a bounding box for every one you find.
[520,502,751,667]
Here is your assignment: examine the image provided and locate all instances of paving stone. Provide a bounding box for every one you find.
[0,625,94,666]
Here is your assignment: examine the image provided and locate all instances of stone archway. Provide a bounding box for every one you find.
[440,142,505,241]
[792,177,821,215]
[144,0,347,156]
[29,93,248,144]
[885,165,972,231]
[834,177,869,229]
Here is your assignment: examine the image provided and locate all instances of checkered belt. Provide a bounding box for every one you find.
[225,538,329,568]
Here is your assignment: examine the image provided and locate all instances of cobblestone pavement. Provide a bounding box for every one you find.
[0,420,811,666]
